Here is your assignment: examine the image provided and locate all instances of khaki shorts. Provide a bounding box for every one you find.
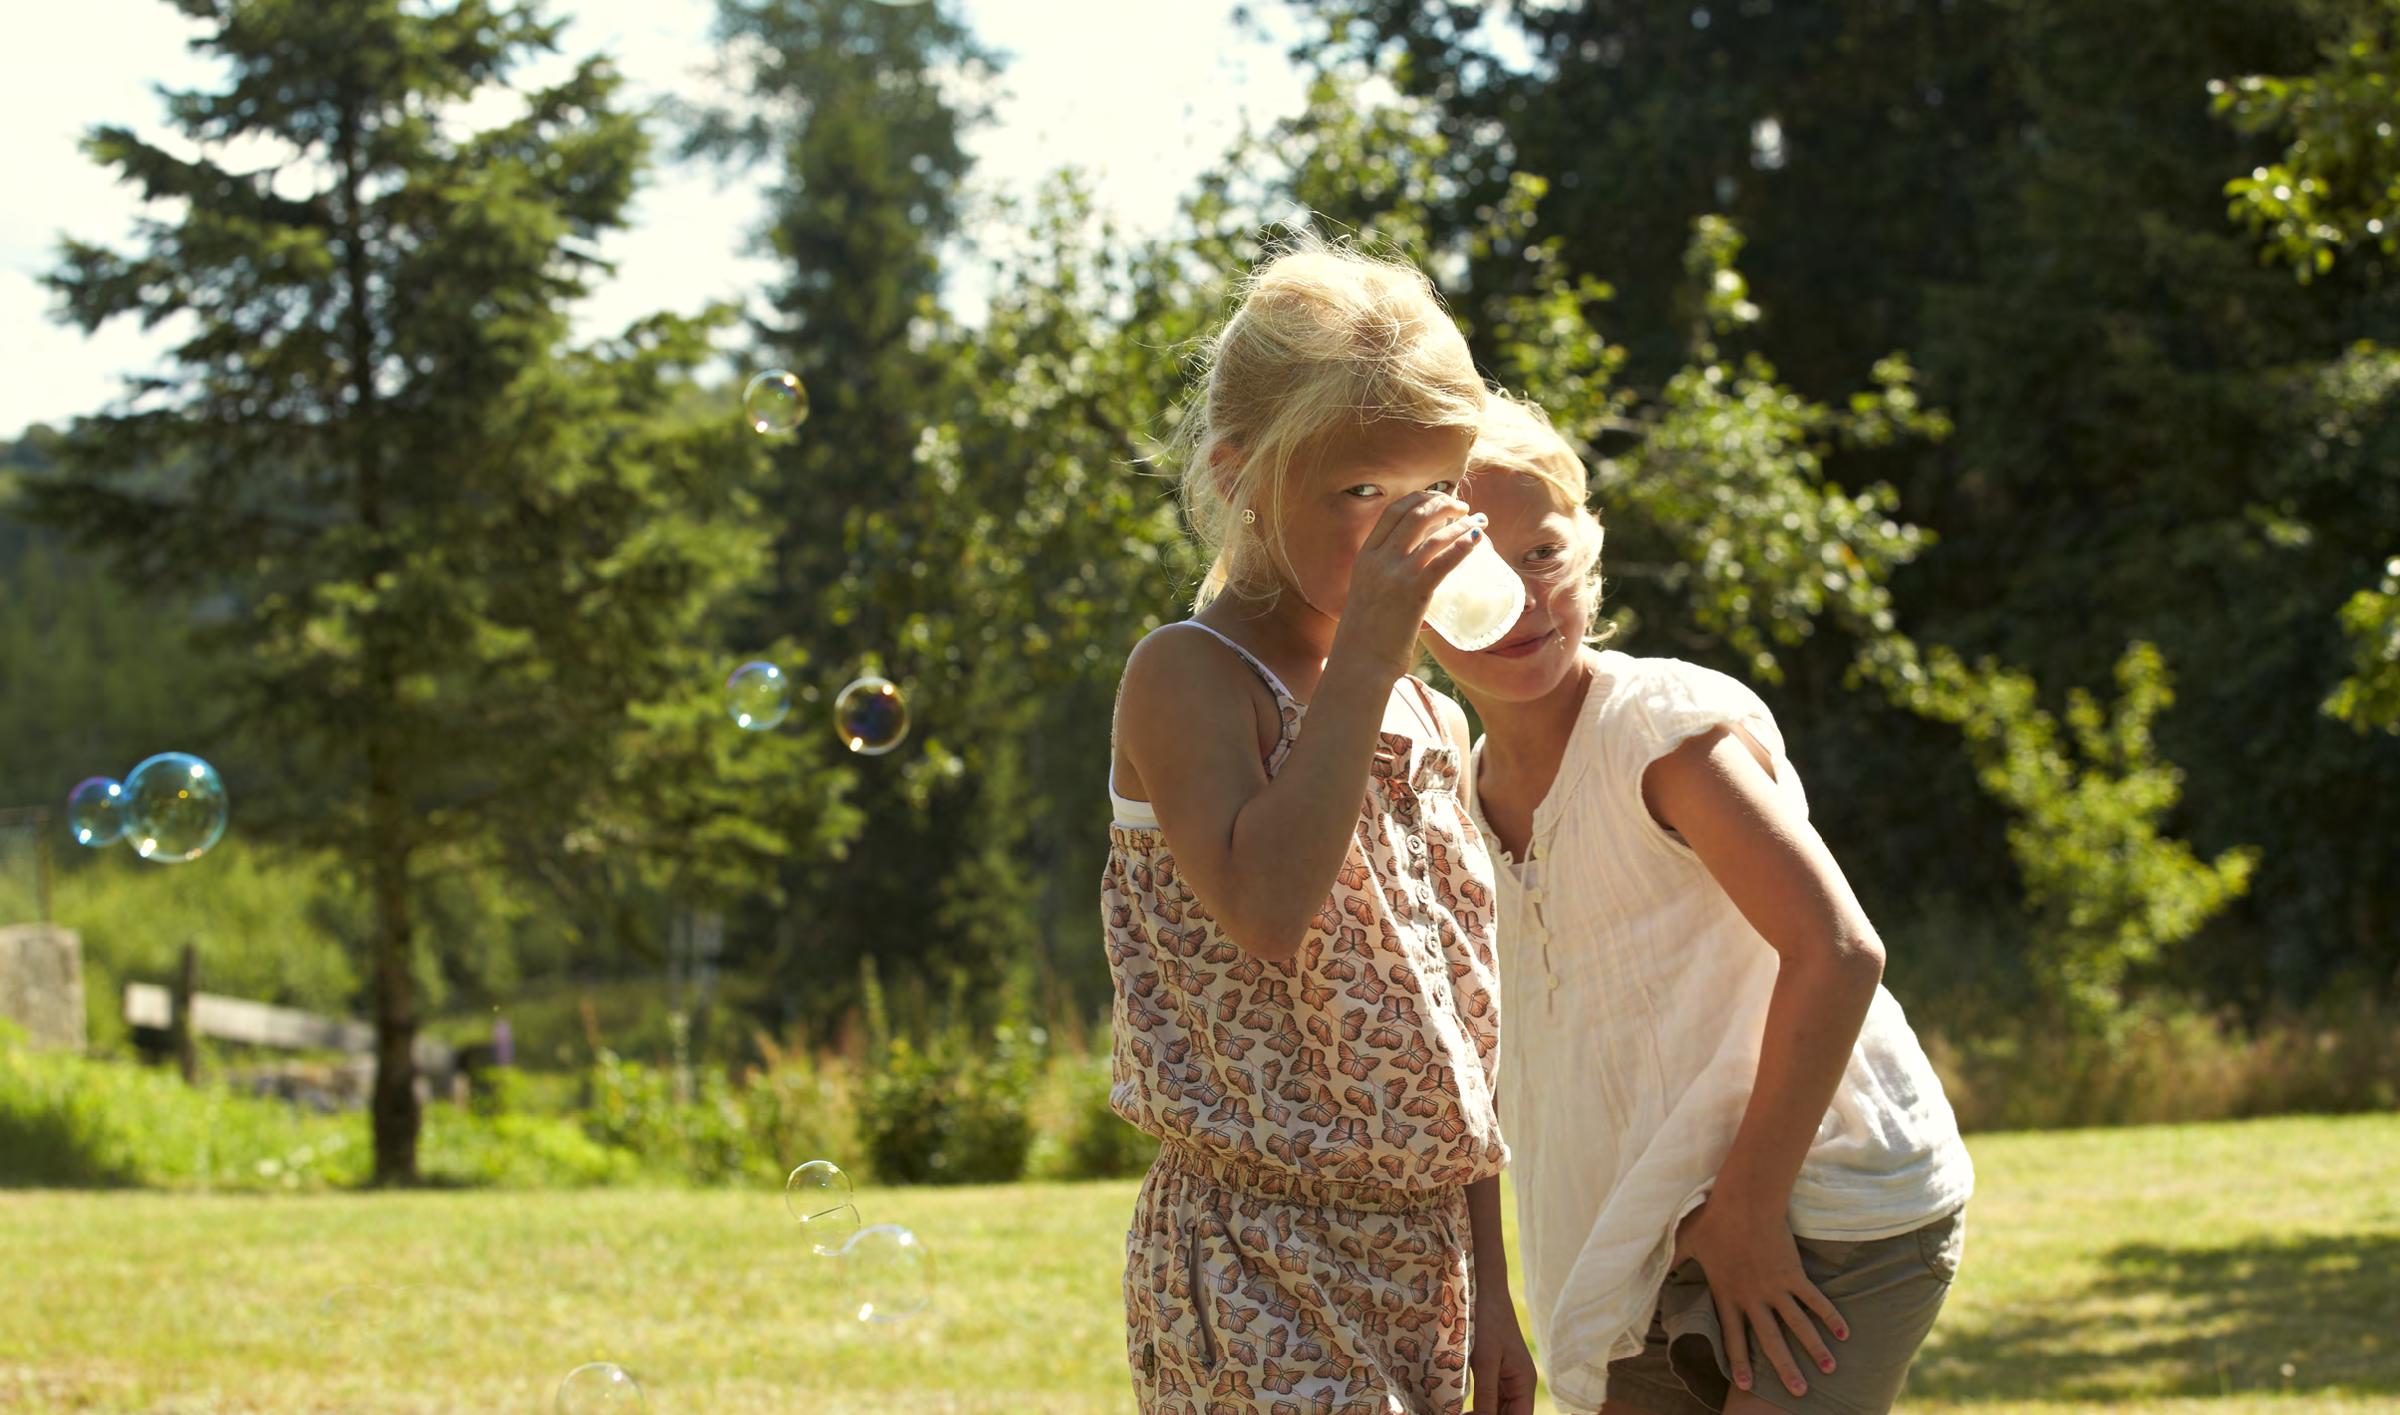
[1604,1207,1966,1415]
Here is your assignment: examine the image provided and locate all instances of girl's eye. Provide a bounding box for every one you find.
[1524,544,1569,574]
[1343,479,1458,500]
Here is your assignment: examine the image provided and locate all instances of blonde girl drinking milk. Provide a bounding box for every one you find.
[1426,394,1975,1415]
[1102,246,1537,1415]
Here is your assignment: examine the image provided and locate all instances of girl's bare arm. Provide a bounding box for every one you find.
[1644,724,1883,1395]
[1116,494,1478,963]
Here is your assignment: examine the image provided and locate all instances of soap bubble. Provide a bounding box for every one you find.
[786,1159,861,1256]
[66,776,126,848]
[121,753,229,863]
[833,676,910,756]
[839,1223,934,1323]
[727,661,791,731]
[557,1362,645,1412]
[742,369,810,436]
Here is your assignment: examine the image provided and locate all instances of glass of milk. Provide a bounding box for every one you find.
[1423,532,1525,651]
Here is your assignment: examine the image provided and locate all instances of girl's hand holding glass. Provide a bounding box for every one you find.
[1335,490,1486,677]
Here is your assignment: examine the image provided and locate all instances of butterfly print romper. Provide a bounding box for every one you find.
[1103,622,1508,1415]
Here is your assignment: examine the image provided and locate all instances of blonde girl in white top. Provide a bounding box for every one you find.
[1423,394,1975,1415]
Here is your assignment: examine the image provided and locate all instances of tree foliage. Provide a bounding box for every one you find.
[2215,5,2400,735]
[1278,0,2395,1008]
[28,0,843,1179]
[16,0,2399,1081]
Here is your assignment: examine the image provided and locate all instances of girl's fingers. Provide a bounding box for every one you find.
[1411,538,1482,609]
[1369,489,1465,555]
[1748,1301,1810,1398]
[1410,514,1485,577]
[1777,1292,1837,1375]
[1405,492,1477,555]
[1714,1294,1753,1393]
[1797,1278,1850,1343]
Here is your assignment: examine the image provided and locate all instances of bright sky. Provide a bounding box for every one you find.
[0,0,1314,433]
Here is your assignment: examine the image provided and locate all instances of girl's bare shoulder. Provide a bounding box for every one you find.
[1117,624,1273,749]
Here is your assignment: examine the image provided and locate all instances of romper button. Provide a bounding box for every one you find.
[1417,883,1435,906]
[1547,976,1561,991]
[1408,836,1426,855]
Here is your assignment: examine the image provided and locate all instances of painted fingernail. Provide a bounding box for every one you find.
[1836,1327,1850,1341]
[1735,1372,1751,1390]
[1468,528,1482,541]
[1821,1358,1837,1373]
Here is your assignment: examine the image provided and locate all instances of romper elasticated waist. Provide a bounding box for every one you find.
[1154,1138,1460,1215]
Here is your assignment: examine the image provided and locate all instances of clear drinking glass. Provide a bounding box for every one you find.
[1423,533,1525,651]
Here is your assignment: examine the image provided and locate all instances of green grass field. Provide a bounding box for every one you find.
[2,1113,2394,1413]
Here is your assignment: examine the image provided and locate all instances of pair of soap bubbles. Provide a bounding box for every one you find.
[726,664,912,757]
[66,752,229,863]
[549,1180,930,1413]
[732,370,914,758]
[738,362,924,757]
[786,1159,936,1324]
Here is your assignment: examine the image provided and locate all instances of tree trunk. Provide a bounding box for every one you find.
[172,941,198,1085]
[368,760,419,1185]
[334,95,417,1187]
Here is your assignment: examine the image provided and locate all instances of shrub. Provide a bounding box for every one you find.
[1923,988,2400,1132]
[852,962,1041,1185]
[1049,1051,1158,1181]
[0,1023,363,1189]
[467,1065,533,1119]
[856,1030,1038,1184]
[741,1034,861,1180]
[580,1048,786,1185]
[420,1111,642,1188]
[0,1025,649,1190]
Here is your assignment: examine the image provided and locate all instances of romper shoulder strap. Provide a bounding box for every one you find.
[1167,620,1300,704]
[1402,674,1447,744]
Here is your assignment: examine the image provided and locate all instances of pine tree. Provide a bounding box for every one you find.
[32,0,844,1181]
[681,0,1020,1024]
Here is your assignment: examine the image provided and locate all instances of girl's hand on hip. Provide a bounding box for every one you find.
[1673,1198,1851,1401]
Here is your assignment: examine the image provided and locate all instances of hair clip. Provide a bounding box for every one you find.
[1241,509,1257,525]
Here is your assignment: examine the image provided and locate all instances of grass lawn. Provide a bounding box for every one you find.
[1,1112,2393,1413]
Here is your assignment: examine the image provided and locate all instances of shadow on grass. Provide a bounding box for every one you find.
[1910,1232,2400,1403]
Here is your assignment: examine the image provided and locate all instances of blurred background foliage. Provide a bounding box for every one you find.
[2,0,2396,1183]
